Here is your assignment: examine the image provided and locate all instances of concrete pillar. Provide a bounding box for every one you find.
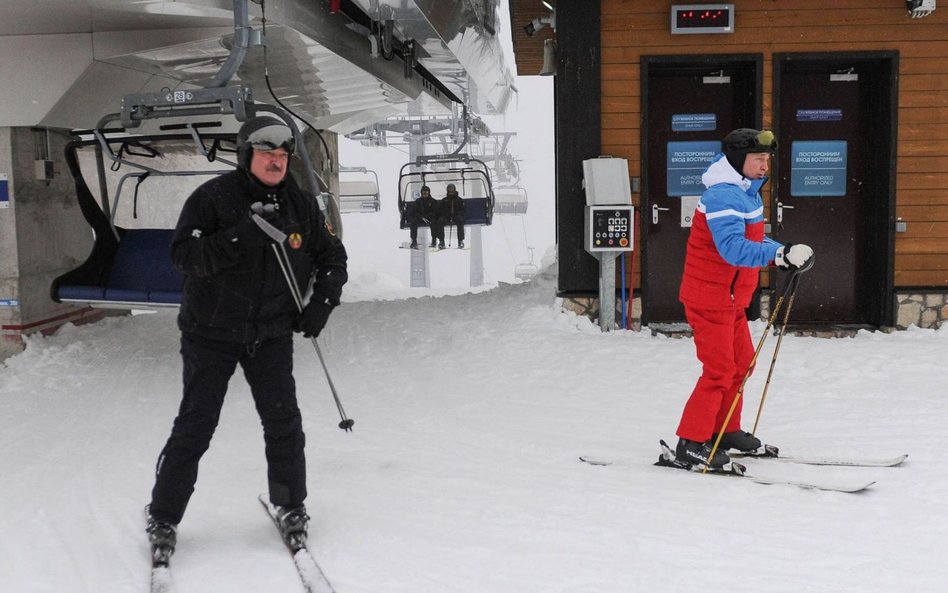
[0,127,104,361]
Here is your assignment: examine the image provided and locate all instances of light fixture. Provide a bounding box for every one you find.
[523,11,556,36]
[907,0,936,17]
[539,39,557,76]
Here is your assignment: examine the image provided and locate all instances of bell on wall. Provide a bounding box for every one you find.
[539,39,557,76]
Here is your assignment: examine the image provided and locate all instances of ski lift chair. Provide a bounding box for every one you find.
[338,166,381,213]
[52,86,332,310]
[397,155,494,231]
[514,263,539,281]
[493,186,528,214]
[51,129,238,308]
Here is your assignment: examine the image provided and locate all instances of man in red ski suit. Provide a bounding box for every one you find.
[675,128,813,469]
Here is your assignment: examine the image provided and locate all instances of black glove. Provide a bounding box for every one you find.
[775,243,814,270]
[296,299,334,338]
[312,268,345,306]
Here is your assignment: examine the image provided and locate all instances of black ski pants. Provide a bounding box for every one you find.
[410,219,444,244]
[149,333,306,525]
[444,215,465,242]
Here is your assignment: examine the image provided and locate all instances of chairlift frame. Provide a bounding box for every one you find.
[397,153,495,228]
[338,165,381,213]
[51,85,335,310]
[493,184,528,215]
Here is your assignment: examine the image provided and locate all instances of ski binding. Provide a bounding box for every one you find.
[259,495,336,593]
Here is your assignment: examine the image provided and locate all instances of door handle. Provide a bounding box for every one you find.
[776,201,794,224]
[652,204,671,224]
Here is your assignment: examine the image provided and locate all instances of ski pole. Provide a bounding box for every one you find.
[252,213,355,432]
[703,262,809,472]
[751,258,813,435]
[449,202,455,247]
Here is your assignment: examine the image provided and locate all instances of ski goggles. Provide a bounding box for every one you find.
[755,130,777,151]
[247,122,296,153]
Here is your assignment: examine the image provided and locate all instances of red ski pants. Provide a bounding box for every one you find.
[676,304,755,442]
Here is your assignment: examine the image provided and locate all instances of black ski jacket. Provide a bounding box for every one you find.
[441,194,465,222]
[171,169,347,343]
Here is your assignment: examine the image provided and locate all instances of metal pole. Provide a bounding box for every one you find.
[598,253,618,332]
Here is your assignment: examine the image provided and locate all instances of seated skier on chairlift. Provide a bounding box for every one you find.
[440,183,466,249]
[408,185,444,250]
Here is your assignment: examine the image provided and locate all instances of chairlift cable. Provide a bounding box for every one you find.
[498,215,518,266]
[259,1,333,174]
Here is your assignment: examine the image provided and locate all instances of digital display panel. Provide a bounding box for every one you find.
[671,4,734,34]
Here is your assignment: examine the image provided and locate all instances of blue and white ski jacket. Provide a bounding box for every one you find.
[679,153,782,309]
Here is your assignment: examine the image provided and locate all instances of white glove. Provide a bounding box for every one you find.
[775,243,814,270]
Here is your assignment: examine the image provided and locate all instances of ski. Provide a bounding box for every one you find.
[729,448,908,467]
[259,495,336,593]
[150,566,176,593]
[579,440,876,493]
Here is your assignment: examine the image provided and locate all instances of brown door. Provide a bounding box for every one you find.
[641,56,761,325]
[773,53,898,327]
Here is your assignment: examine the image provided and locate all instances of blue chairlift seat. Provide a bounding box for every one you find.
[400,197,491,229]
[55,229,183,307]
[51,136,189,308]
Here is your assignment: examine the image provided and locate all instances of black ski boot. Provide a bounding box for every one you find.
[410,241,418,249]
[276,505,309,552]
[146,512,178,567]
[458,241,464,249]
[675,438,730,469]
[714,430,762,453]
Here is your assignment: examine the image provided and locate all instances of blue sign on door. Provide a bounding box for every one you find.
[667,141,720,196]
[790,141,848,197]
[796,109,843,122]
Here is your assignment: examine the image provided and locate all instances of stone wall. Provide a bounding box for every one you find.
[561,295,642,331]
[563,291,948,334]
[895,292,948,330]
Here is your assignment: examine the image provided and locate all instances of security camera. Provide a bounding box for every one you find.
[523,13,556,36]
[907,0,936,17]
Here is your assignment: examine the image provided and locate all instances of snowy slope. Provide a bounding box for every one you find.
[2,267,946,593]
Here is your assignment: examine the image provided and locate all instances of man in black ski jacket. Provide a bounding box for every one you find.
[407,185,444,249]
[441,183,466,248]
[146,116,347,560]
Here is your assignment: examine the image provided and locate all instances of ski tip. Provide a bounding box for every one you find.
[825,481,876,494]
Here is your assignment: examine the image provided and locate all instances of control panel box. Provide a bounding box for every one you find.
[585,205,635,253]
[583,157,632,206]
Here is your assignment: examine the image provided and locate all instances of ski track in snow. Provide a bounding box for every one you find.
[2,269,948,593]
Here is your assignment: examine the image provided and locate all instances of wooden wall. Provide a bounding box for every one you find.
[511,0,948,289]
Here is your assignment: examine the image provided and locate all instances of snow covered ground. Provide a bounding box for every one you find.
[2,264,946,593]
